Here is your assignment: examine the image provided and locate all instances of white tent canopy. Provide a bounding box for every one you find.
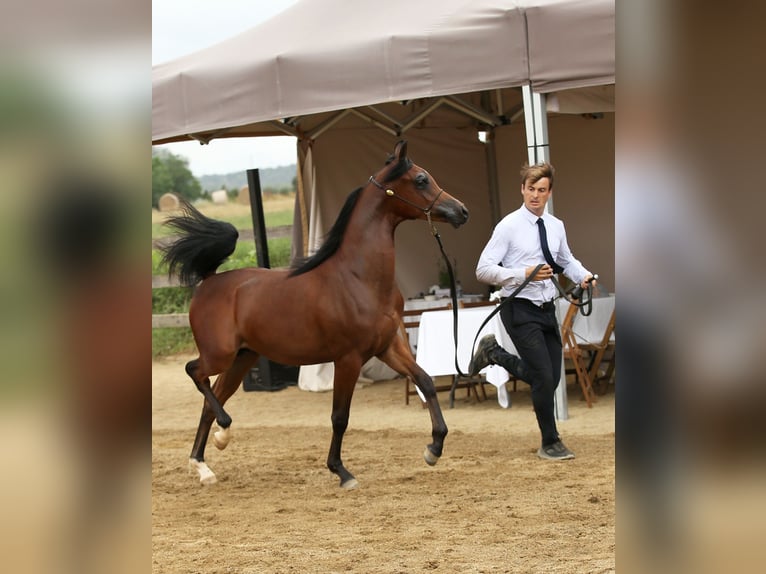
[152,0,615,297]
[152,0,614,144]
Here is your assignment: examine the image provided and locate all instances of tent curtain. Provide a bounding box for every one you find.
[292,139,323,262]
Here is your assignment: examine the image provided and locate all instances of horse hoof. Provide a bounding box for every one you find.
[340,478,359,490]
[423,446,440,466]
[200,472,217,486]
[213,427,231,450]
[189,458,217,485]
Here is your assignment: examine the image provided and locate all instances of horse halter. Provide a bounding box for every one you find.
[368,174,444,234]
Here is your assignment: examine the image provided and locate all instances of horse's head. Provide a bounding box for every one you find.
[369,140,469,228]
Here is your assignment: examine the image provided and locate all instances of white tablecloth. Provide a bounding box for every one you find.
[402,296,485,353]
[415,306,516,408]
[415,295,615,415]
[298,357,397,392]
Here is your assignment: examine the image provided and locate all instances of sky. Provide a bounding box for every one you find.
[152,0,301,176]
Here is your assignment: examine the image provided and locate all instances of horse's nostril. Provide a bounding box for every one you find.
[461,206,469,219]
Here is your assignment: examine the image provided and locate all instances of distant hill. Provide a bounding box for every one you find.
[198,164,296,192]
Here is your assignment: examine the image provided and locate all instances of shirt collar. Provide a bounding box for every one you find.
[521,205,545,224]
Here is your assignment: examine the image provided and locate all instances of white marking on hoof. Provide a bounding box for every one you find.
[212,426,231,450]
[423,447,440,466]
[340,478,359,489]
[189,458,217,485]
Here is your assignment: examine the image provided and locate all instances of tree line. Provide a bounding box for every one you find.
[152,149,203,208]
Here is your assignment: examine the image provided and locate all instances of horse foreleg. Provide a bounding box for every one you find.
[379,336,448,465]
[187,350,259,485]
[326,356,363,489]
[412,367,447,465]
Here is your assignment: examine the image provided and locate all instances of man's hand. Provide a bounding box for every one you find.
[526,264,554,281]
[581,274,597,289]
[570,274,599,301]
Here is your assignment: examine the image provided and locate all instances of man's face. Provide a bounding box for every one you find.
[521,177,552,216]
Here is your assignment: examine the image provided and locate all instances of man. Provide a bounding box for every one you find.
[470,162,594,460]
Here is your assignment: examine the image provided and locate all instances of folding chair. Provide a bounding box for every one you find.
[584,308,615,394]
[559,302,596,407]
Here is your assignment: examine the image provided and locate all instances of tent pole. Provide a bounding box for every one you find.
[522,83,568,421]
[522,84,554,215]
[246,169,270,269]
[522,86,550,157]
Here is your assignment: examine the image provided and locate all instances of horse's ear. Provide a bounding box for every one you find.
[394,140,408,161]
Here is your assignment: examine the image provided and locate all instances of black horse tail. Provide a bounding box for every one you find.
[159,200,239,287]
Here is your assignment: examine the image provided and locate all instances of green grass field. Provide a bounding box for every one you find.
[151,206,294,239]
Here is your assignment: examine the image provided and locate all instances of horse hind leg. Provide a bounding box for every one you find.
[211,350,260,449]
[187,350,259,485]
[326,356,362,489]
[185,357,228,486]
[185,357,233,429]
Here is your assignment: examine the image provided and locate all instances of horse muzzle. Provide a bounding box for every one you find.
[441,202,469,228]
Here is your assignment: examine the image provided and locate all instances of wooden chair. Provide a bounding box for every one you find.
[583,309,615,394]
[402,302,486,407]
[559,302,596,407]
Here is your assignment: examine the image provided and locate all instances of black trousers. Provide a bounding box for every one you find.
[498,298,562,446]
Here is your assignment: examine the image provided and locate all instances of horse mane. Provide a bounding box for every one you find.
[288,157,412,277]
[289,187,362,277]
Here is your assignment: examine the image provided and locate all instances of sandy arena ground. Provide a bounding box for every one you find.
[152,354,614,573]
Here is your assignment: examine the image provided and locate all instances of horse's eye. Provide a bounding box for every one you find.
[414,173,429,189]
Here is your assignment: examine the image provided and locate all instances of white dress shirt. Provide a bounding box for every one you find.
[475,205,590,305]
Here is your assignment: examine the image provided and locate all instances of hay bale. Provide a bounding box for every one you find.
[210,189,228,204]
[237,186,250,205]
[158,193,180,212]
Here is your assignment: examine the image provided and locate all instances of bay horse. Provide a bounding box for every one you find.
[160,140,469,488]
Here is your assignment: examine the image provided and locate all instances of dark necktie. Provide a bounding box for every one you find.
[536,217,564,274]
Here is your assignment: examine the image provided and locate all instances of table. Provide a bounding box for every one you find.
[415,295,615,417]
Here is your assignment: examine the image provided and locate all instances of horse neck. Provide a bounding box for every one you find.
[336,186,403,284]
